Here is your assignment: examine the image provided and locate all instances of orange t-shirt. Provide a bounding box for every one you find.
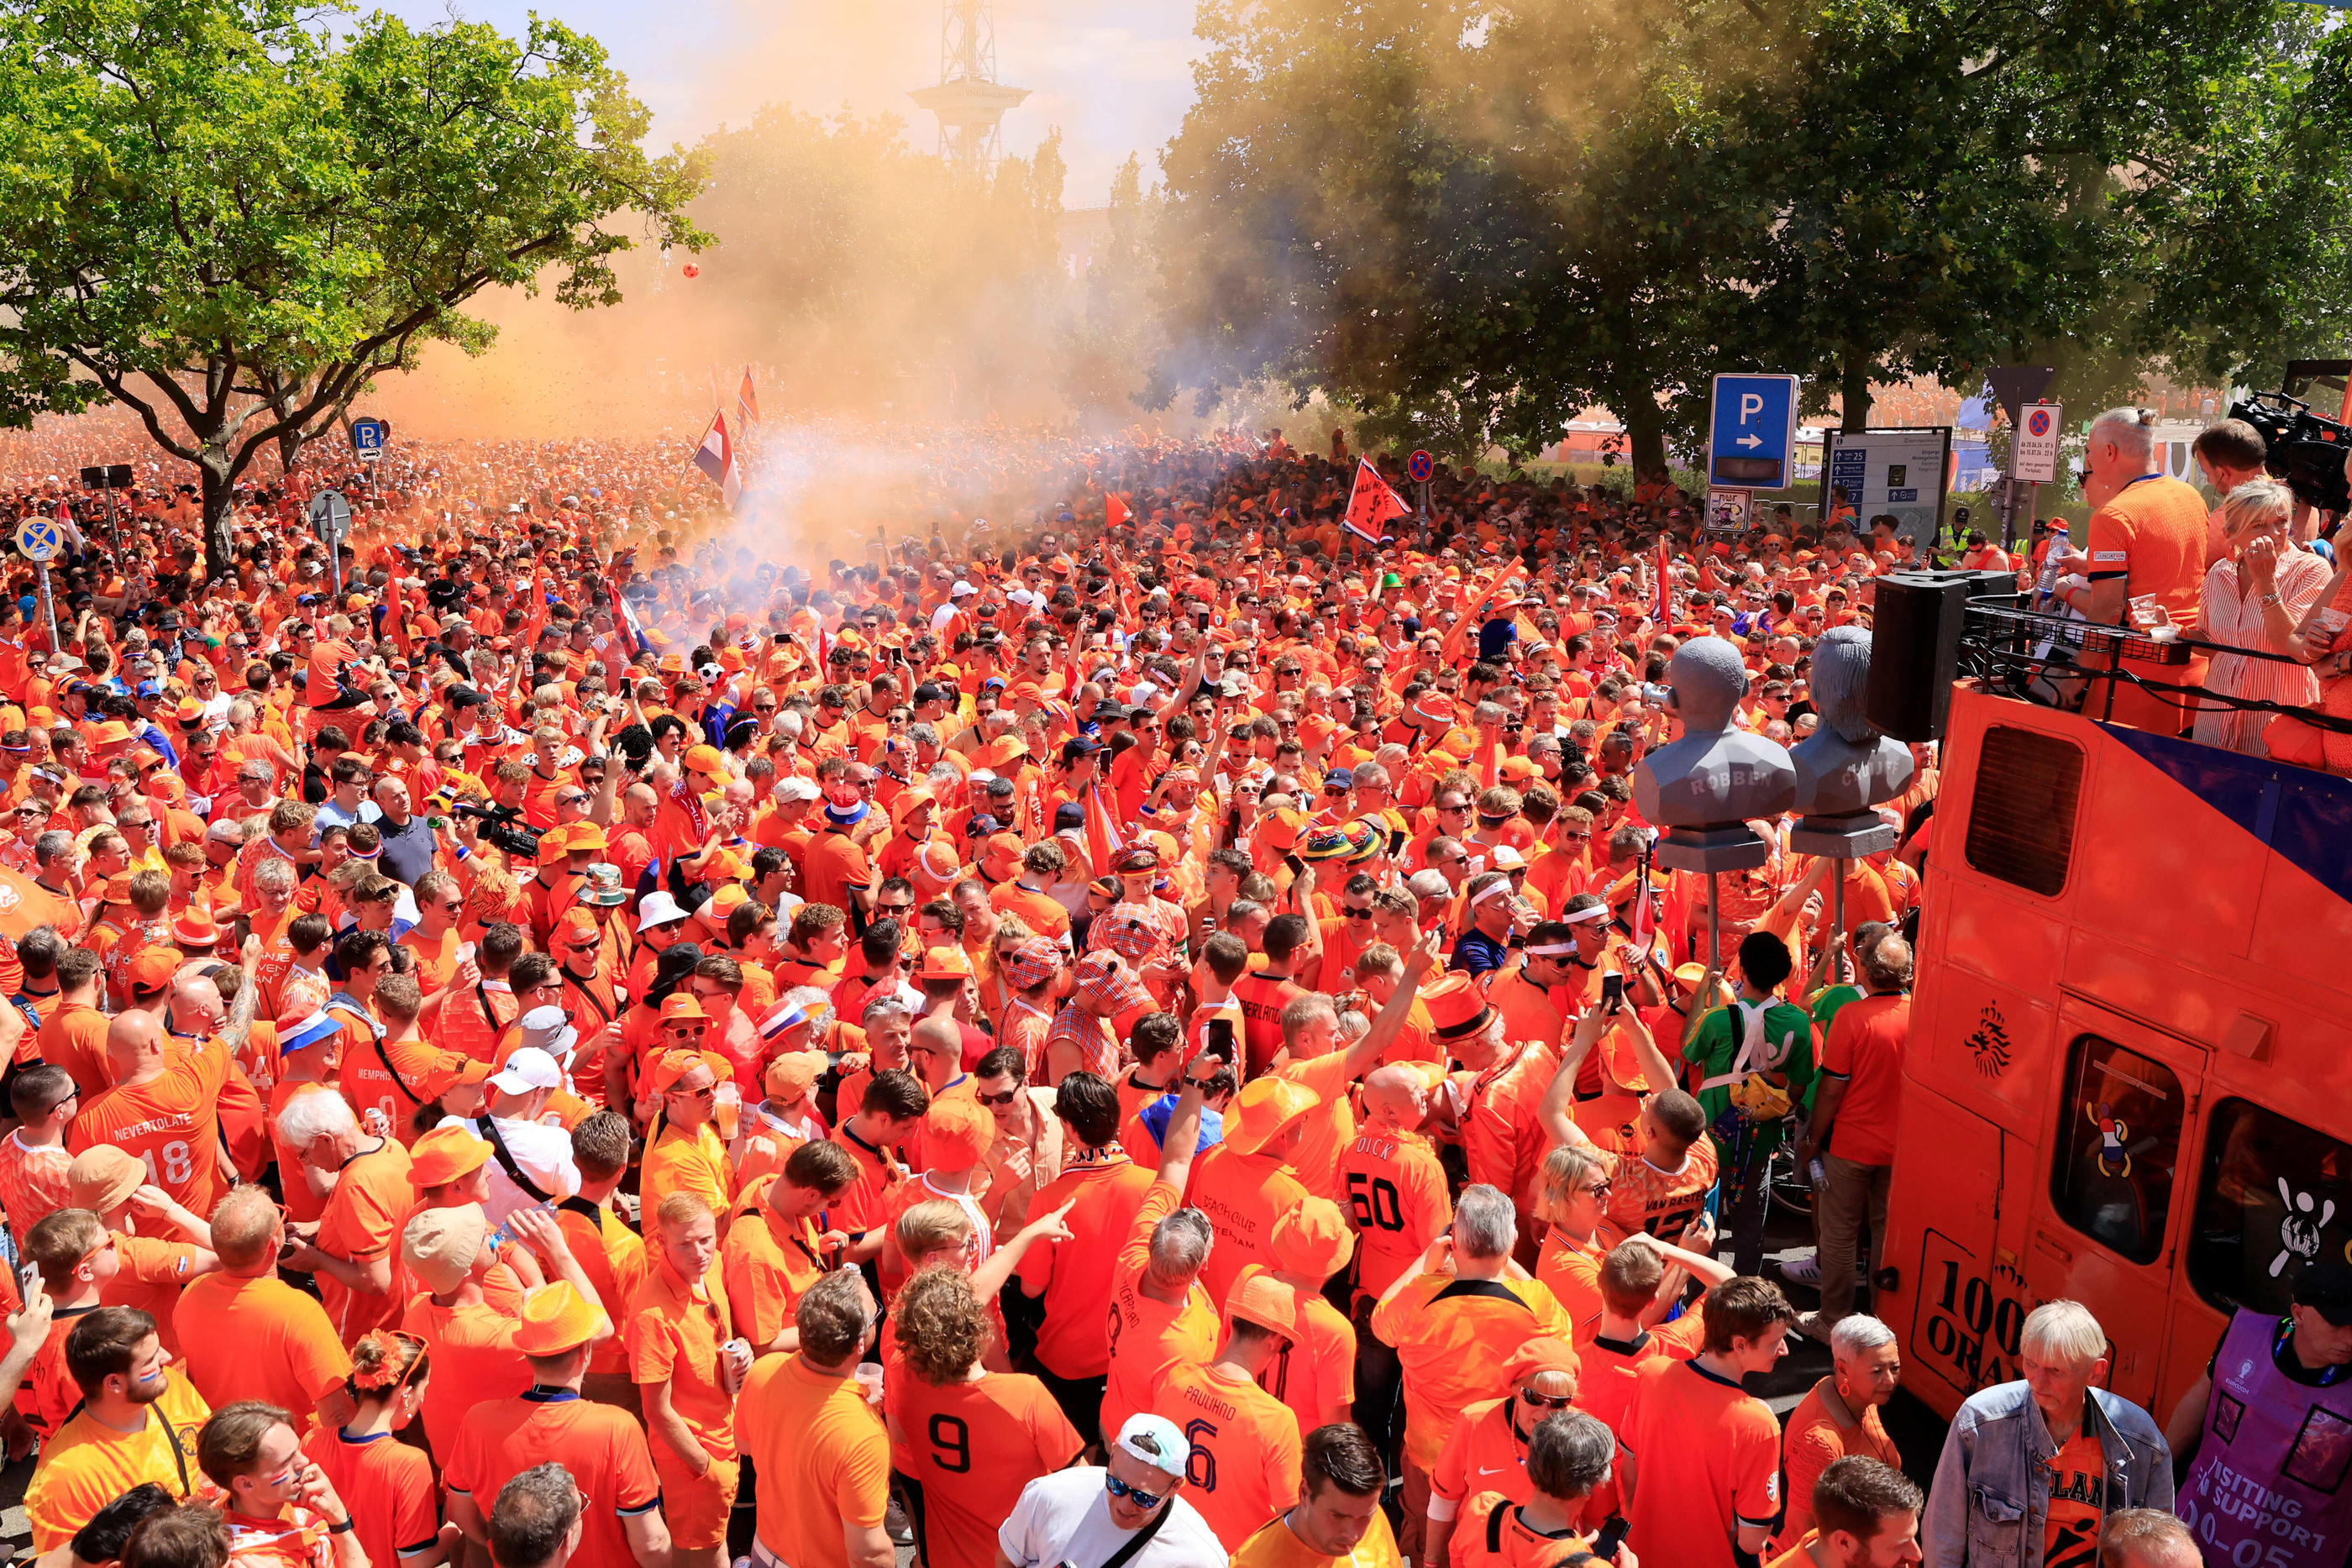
[35,1000,111,1099]
[1777,1377,1904,1550]
[1016,1154,1155,1381]
[444,1390,664,1568]
[1151,1360,1304,1552]
[1368,1273,1571,1471]
[736,1350,891,1568]
[1450,1492,1593,1567]
[1535,1230,1608,1342]
[1620,1358,1782,1568]
[302,1426,440,1568]
[626,1256,738,1459]
[557,1200,648,1380]
[69,1046,233,1219]
[719,1178,828,1351]
[1593,1128,1717,1246]
[883,1371,1082,1568]
[2042,1425,2106,1568]
[1103,1177,1220,1442]
[402,1293,528,1460]
[315,1137,415,1344]
[175,1272,353,1415]
[1337,1127,1452,1306]
[1188,1145,1310,1309]
[1817,993,1909,1167]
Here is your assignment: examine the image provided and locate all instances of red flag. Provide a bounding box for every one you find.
[737,367,760,427]
[1654,535,1672,621]
[1084,781,1126,876]
[1343,458,1411,545]
[1105,491,1129,530]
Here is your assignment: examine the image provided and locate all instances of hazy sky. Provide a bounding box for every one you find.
[378,0,1203,204]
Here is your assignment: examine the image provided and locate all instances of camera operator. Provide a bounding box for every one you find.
[2055,407,2209,734]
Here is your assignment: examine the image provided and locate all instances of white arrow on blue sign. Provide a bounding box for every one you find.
[1708,374,1801,490]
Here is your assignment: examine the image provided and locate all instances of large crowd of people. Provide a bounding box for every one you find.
[0,404,2329,1568]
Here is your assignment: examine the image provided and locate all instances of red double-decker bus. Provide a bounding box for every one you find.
[1878,679,2352,1425]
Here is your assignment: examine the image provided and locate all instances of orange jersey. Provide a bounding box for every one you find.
[69,1044,234,1219]
[1620,1358,1781,1568]
[1103,1177,1221,1442]
[1369,1273,1572,1471]
[1450,1493,1593,1567]
[302,1426,440,1568]
[1336,1127,1452,1305]
[1188,1145,1310,1310]
[444,1391,664,1568]
[1151,1361,1304,1552]
[1594,1126,1717,1247]
[884,1371,1082,1568]
[1008,1149,1153,1380]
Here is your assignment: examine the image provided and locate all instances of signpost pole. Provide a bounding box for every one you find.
[35,563,55,653]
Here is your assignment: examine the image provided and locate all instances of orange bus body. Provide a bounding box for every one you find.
[1882,682,2352,1424]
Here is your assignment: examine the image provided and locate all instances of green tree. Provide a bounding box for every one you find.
[0,0,706,574]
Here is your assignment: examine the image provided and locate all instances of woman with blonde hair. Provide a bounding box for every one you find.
[2187,479,2332,755]
[1534,1142,1617,1338]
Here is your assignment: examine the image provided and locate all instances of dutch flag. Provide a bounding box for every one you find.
[693,412,743,511]
[759,1000,809,1042]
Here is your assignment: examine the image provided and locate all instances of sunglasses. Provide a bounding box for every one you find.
[1105,1474,1168,1512]
[1342,905,1374,920]
[975,1088,1020,1107]
[1520,1389,1576,1412]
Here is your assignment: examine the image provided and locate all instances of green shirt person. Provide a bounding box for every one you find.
[1683,931,1818,1276]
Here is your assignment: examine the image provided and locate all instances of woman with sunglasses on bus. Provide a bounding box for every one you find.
[302,1330,457,1568]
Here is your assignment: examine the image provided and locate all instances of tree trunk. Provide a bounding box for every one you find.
[1841,345,1874,433]
[1623,392,1670,484]
[201,454,237,581]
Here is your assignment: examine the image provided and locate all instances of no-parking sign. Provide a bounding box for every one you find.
[2013,401,2062,483]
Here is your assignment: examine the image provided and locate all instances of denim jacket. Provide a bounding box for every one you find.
[1923,1380,2174,1568]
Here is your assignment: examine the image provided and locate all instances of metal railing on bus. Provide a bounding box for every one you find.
[1957,593,2352,738]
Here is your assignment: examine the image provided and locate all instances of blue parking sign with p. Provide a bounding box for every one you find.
[1708,375,1800,490]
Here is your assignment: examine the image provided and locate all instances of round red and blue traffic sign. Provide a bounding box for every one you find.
[2025,408,2051,438]
[1407,450,1435,483]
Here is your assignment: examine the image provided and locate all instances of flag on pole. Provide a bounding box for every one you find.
[616,594,653,655]
[1653,535,1672,621]
[1343,458,1412,546]
[1083,781,1126,876]
[1105,490,1129,530]
[693,412,742,511]
[738,367,760,427]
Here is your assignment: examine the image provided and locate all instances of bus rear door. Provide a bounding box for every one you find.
[2024,994,2204,1412]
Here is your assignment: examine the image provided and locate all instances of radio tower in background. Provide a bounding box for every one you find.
[909,0,1030,176]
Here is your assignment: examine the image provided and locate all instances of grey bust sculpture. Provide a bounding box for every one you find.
[1788,625,1914,856]
[1635,638,1796,871]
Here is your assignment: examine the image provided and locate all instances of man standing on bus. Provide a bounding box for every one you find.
[1922,1300,2172,1568]
[2165,1257,2352,1568]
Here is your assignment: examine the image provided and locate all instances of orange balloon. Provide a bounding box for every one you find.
[681,262,700,278]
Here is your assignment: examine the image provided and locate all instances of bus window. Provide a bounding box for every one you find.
[2049,1036,2183,1264]
[1962,726,2082,897]
[2187,1099,2352,1317]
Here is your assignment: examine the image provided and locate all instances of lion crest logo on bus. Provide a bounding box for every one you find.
[2274,1178,2335,1277]
[1965,1004,2012,1078]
